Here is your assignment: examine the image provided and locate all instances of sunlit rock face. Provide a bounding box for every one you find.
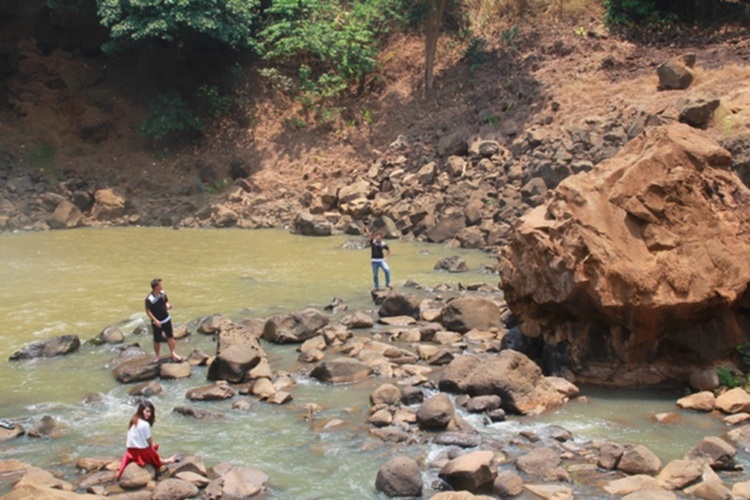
[499,123,750,386]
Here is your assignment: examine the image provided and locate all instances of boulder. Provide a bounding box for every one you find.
[311,357,372,384]
[262,308,329,344]
[416,393,454,430]
[378,292,421,319]
[426,212,466,243]
[438,450,495,492]
[677,96,720,129]
[375,456,423,497]
[686,436,736,470]
[91,188,126,220]
[186,382,236,401]
[618,445,662,475]
[715,387,750,414]
[657,458,703,490]
[340,310,374,329]
[119,462,154,490]
[90,326,124,345]
[676,391,715,412]
[48,200,82,229]
[293,211,332,236]
[465,395,502,413]
[493,470,524,497]
[440,297,501,333]
[112,355,159,383]
[220,465,269,498]
[439,351,565,415]
[128,380,163,396]
[28,415,65,438]
[9,335,81,360]
[207,322,264,382]
[152,478,199,499]
[160,361,192,379]
[683,463,732,499]
[173,406,225,420]
[605,475,663,496]
[0,424,25,441]
[727,424,750,451]
[370,384,402,406]
[434,255,469,273]
[657,55,694,90]
[498,123,750,386]
[515,447,569,481]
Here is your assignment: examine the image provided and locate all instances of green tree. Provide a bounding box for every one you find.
[96,0,262,52]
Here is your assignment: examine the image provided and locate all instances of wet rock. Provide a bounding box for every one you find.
[597,442,625,470]
[727,424,750,451]
[174,470,210,488]
[370,383,402,406]
[186,382,236,401]
[378,292,421,319]
[152,477,199,499]
[186,348,210,366]
[370,426,409,443]
[293,211,332,236]
[439,450,495,492]
[523,484,574,500]
[173,406,225,420]
[197,314,231,334]
[715,387,750,414]
[76,457,115,472]
[657,458,703,490]
[311,357,372,384]
[440,297,501,333]
[91,326,124,345]
[733,481,750,499]
[119,462,154,490]
[375,456,423,497]
[73,469,117,491]
[605,474,663,496]
[340,310,374,329]
[401,386,424,406]
[683,463,732,499]
[676,391,715,412]
[465,395,502,413]
[416,393,454,430]
[618,444,662,475]
[112,355,159,383]
[128,380,163,397]
[220,465,269,498]
[516,447,569,481]
[686,436,736,470]
[28,415,66,438]
[428,349,455,366]
[434,432,480,448]
[368,409,393,427]
[493,469,523,497]
[262,308,329,344]
[9,335,81,360]
[0,423,25,441]
[434,255,469,273]
[159,360,192,379]
[439,351,565,415]
[207,322,263,382]
[545,376,580,398]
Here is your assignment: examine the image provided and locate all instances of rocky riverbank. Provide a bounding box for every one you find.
[2,282,750,498]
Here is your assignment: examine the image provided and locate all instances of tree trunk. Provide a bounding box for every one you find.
[424,0,448,94]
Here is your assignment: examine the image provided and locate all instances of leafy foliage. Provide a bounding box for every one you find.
[96,0,262,52]
[140,91,203,141]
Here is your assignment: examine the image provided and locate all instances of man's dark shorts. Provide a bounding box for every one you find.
[152,320,174,343]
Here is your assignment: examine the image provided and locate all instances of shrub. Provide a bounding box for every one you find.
[140,91,203,141]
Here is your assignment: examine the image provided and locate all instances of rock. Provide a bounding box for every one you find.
[439,351,565,415]
[76,457,116,472]
[0,424,25,441]
[160,360,192,379]
[91,326,124,345]
[91,188,126,220]
[73,469,117,491]
[186,382,236,401]
[220,465,269,498]
[465,395,502,413]
[426,212,466,243]
[727,424,750,451]
[378,292,421,319]
[293,211,332,236]
[605,474,663,495]
[683,463,732,499]
[545,376,580,398]
[262,308,329,344]
[434,432,480,448]
[686,436,736,470]
[28,415,65,438]
[523,484,574,500]
[311,357,372,384]
[197,314,231,334]
[401,386,424,405]
[677,96,721,129]
[49,200,82,229]
[371,426,409,443]
[371,384,402,406]
[207,322,264,382]
[438,127,471,157]
[676,391,715,412]
[516,447,569,481]
[434,255,469,273]
[173,406,225,420]
[151,477,199,499]
[715,387,750,414]
[657,458,703,490]
[112,355,159,383]
[375,456,423,497]
[618,444,662,475]
[493,469,523,497]
[128,380,163,397]
[657,56,694,90]
[733,480,750,499]
[689,368,719,391]
[340,310,374,329]
[440,297,501,333]
[498,123,748,386]
[119,462,154,490]
[439,450,495,492]
[9,335,81,360]
[416,393,454,430]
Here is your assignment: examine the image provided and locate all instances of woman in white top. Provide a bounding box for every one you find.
[116,401,174,479]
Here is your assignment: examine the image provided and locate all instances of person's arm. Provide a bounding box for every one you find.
[384,244,391,259]
[145,300,160,326]
[164,293,172,310]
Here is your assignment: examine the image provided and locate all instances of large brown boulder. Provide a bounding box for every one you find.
[91,188,126,220]
[112,355,159,383]
[9,335,81,360]
[439,351,565,415]
[311,357,372,384]
[438,450,496,492]
[207,322,264,382]
[498,123,750,386]
[440,297,502,333]
[375,456,423,497]
[152,478,199,500]
[49,200,82,229]
[416,392,455,430]
[378,292,421,319]
[262,308,329,344]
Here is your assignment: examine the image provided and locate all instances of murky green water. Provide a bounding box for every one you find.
[0,228,746,498]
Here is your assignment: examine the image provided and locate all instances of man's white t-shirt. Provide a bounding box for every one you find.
[125,419,151,449]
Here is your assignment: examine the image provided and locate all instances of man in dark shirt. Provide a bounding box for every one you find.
[366,229,391,290]
[145,278,183,362]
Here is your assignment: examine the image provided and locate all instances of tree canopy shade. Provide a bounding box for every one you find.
[96,0,262,52]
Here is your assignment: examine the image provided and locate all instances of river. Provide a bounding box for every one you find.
[0,228,746,498]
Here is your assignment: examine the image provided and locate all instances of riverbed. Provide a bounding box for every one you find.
[0,227,746,498]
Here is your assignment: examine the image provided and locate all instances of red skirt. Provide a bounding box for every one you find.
[116,444,162,479]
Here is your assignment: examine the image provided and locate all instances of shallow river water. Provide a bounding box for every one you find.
[0,228,747,498]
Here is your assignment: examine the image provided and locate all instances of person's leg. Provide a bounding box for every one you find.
[371,261,380,289]
[163,322,182,360]
[151,324,162,362]
[382,261,391,288]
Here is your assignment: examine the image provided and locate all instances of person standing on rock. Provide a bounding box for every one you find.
[116,400,176,480]
[364,223,391,290]
[145,278,182,363]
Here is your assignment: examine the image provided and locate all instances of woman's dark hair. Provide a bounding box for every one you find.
[128,400,156,428]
